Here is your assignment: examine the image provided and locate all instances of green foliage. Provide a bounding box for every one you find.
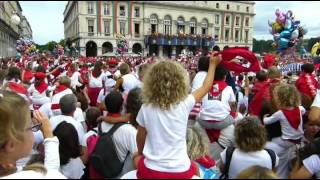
[252,38,275,54]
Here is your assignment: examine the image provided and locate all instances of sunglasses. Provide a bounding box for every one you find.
[27,123,42,132]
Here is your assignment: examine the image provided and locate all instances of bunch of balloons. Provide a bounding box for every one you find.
[16,38,38,57]
[311,42,320,57]
[268,9,308,54]
[116,33,128,55]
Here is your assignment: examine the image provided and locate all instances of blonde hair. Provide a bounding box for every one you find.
[0,90,29,147]
[119,63,130,75]
[268,66,281,80]
[186,126,210,160]
[274,84,301,109]
[236,166,278,179]
[59,76,71,87]
[142,60,190,110]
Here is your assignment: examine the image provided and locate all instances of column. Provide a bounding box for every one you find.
[159,45,163,57]
[171,46,176,59]
[144,45,149,56]
[97,47,102,56]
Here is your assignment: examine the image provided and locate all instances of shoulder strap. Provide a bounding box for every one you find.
[106,123,126,136]
[265,148,276,169]
[220,147,235,179]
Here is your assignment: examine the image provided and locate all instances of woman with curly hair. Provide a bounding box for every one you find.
[133,55,221,179]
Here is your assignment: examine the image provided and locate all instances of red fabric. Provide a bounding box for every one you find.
[88,87,102,106]
[209,81,228,97]
[252,81,268,95]
[108,58,118,65]
[54,85,68,95]
[219,48,261,73]
[35,72,46,79]
[35,81,48,94]
[80,67,89,85]
[51,104,60,110]
[23,70,33,83]
[33,104,42,110]
[136,156,197,179]
[249,81,271,116]
[8,82,28,95]
[282,107,301,130]
[236,80,243,87]
[107,113,121,117]
[295,73,318,99]
[51,68,61,78]
[263,54,276,69]
[195,155,215,169]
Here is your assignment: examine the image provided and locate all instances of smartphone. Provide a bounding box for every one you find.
[31,110,34,119]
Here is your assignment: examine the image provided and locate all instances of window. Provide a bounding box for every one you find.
[120,6,125,16]
[227,4,230,10]
[134,7,140,17]
[88,19,94,36]
[216,3,219,9]
[215,15,220,24]
[235,29,239,42]
[120,21,126,35]
[237,5,240,11]
[177,16,185,34]
[190,18,196,35]
[245,30,249,43]
[226,16,230,25]
[104,2,110,15]
[201,19,208,35]
[215,28,220,41]
[236,16,240,26]
[88,2,94,14]
[150,14,158,34]
[134,23,140,36]
[164,15,171,35]
[246,6,249,12]
[104,20,110,35]
[225,29,229,42]
[245,17,249,26]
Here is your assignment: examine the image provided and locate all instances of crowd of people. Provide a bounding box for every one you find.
[0,45,320,179]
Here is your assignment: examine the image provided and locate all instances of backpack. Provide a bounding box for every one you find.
[220,147,276,179]
[87,123,127,178]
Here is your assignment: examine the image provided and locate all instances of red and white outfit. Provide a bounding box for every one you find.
[189,71,207,121]
[88,72,105,107]
[28,73,54,109]
[51,85,73,116]
[295,72,318,99]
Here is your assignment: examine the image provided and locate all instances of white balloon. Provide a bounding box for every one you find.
[291,29,299,39]
[11,14,20,25]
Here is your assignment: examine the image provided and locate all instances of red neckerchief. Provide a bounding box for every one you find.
[281,107,301,130]
[92,71,99,78]
[236,80,243,86]
[54,85,68,95]
[209,81,228,97]
[23,70,33,82]
[195,155,215,169]
[107,113,121,117]
[35,81,48,94]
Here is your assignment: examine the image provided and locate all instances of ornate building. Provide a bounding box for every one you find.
[63,1,255,57]
[20,15,33,39]
[0,1,23,58]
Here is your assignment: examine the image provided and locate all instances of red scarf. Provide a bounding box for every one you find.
[209,81,228,98]
[282,107,301,130]
[80,67,89,85]
[195,155,215,169]
[23,70,33,83]
[296,72,318,98]
[219,48,261,73]
[54,85,68,95]
[35,81,48,94]
[7,82,28,95]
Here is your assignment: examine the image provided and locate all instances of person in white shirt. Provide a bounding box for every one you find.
[114,63,140,97]
[133,56,221,179]
[136,64,150,89]
[0,90,65,179]
[88,61,105,107]
[309,90,320,125]
[51,76,73,116]
[263,84,305,178]
[220,117,279,179]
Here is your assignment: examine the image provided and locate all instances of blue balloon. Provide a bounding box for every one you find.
[278,38,289,48]
[284,20,292,30]
[280,30,291,39]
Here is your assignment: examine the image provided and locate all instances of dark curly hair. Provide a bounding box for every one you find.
[126,88,143,126]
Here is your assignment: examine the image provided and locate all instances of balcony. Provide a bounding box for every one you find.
[145,33,215,47]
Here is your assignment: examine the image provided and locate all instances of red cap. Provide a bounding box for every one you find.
[35,72,46,79]
[108,58,118,65]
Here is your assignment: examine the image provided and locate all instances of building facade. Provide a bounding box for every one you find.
[0,1,23,58]
[20,15,33,39]
[63,1,255,57]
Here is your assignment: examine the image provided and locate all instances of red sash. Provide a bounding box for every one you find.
[281,107,301,130]
[35,81,48,94]
[137,156,197,179]
[88,87,102,106]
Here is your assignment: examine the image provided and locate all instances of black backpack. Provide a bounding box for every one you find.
[220,147,277,179]
[90,122,128,178]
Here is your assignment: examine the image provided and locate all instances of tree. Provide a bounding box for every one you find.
[58,39,65,46]
[252,38,275,54]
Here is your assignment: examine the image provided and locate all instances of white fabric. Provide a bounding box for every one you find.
[83,123,137,161]
[89,72,104,88]
[136,94,196,172]
[303,155,320,178]
[70,72,81,89]
[191,71,207,92]
[50,115,86,146]
[51,88,73,105]
[1,170,66,179]
[121,73,140,93]
[199,86,236,121]
[103,71,116,88]
[220,148,279,179]
[74,108,85,123]
[120,170,200,179]
[263,106,306,140]
[28,84,53,105]
[311,90,320,107]
[60,158,85,179]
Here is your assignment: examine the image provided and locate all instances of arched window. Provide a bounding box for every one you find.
[201,18,208,35]
[164,15,172,35]
[227,4,230,10]
[150,14,158,34]
[216,3,219,9]
[177,16,185,34]
[190,17,197,35]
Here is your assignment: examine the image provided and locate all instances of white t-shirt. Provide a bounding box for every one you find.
[1,170,66,179]
[70,71,81,89]
[50,115,86,146]
[303,155,320,178]
[311,90,320,107]
[121,73,140,93]
[74,108,85,123]
[200,86,236,121]
[51,88,73,105]
[60,157,85,179]
[89,72,105,88]
[136,94,196,172]
[28,84,54,105]
[83,123,137,161]
[263,106,306,140]
[191,71,207,92]
[103,71,116,88]
[220,148,279,179]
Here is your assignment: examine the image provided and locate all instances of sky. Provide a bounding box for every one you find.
[19,1,320,45]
